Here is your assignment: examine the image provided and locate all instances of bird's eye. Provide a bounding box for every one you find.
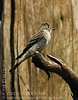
[48,25,50,28]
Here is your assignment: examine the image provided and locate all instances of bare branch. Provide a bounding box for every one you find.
[32,51,78,100]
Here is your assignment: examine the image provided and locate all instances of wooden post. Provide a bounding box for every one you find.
[2,0,78,100]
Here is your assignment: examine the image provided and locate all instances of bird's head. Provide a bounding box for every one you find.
[39,22,55,33]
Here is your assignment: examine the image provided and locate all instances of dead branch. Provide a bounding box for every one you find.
[32,51,78,100]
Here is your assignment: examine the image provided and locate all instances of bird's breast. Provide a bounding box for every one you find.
[44,30,51,44]
[35,33,51,51]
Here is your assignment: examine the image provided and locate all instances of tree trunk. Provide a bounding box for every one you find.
[2,0,78,100]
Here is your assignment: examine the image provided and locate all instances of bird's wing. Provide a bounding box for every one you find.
[16,30,45,60]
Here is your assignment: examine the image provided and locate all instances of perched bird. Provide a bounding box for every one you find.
[9,22,55,73]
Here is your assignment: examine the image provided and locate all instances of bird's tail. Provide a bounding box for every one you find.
[15,53,23,60]
[9,56,25,73]
[9,62,20,73]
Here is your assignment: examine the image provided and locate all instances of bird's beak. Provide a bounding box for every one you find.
[52,28,55,30]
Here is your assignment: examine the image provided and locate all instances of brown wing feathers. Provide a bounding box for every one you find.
[15,31,44,60]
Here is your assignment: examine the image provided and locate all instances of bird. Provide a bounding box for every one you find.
[9,22,55,73]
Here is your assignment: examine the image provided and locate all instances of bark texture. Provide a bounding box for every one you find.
[2,0,78,100]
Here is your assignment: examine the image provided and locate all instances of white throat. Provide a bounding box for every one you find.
[44,29,51,43]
